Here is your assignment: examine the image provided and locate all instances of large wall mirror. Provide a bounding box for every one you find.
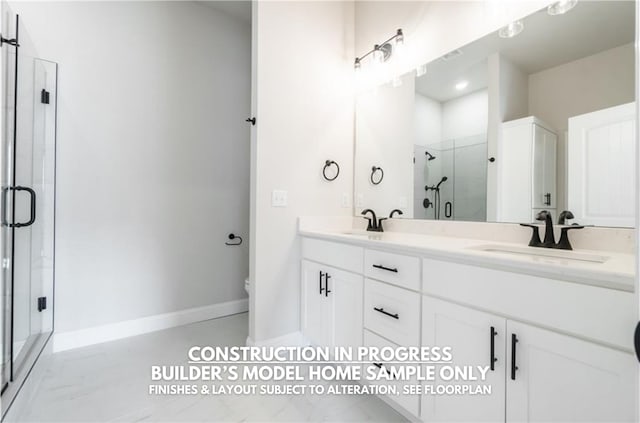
[355,1,636,228]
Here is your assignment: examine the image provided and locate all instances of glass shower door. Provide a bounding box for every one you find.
[11,54,56,378]
[0,13,57,407]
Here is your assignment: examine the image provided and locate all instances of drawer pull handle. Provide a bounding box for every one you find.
[319,271,326,295]
[374,307,399,320]
[325,274,331,297]
[373,362,392,376]
[372,264,398,273]
[490,326,498,371]
[511,333,519,380]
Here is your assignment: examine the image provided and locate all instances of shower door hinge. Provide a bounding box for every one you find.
[0,36,18,47]
[37,296,47,312]
[41,89,50,104]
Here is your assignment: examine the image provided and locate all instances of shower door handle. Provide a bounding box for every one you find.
[444,201,452,218]
[10,186,36,228]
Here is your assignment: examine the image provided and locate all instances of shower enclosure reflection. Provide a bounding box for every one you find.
[414,136,487,221]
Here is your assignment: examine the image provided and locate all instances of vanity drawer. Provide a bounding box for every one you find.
[365,249,420,290]
[364,279,420,346]
[302,237,363,274]
[363,329,420,417]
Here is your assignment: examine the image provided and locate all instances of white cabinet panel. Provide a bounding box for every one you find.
[301,260,332,346]
[568,102,636,227]
[532,124,557,209]
[421,296,506,422]
[506,321,637,422]
[331,267,363,349]
[364,279,420,346]
[422,258,636,351]
[499,117,557,223]
[302,238,364,274]
[301,260,363,349]
[364,330,421,417]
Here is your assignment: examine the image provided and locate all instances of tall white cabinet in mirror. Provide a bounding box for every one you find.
[568,102,636,227]
[497,117,557,223]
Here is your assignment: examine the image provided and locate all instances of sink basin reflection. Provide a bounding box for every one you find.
[469,244,609,263]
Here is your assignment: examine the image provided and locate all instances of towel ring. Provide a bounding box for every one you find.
[225,233,243,246]
[322,160,340,181]
[370,166,384,185]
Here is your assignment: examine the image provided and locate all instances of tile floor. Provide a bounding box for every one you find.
[8,313,407,422]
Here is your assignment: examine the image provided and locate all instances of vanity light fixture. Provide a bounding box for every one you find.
[498,20,524,39]
[354,28,404,70]
[455,80,469,91]
[547,0,578,15]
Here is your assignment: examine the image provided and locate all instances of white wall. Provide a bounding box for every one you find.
[414,93,441,147]
[487,53,530,220]
[250,1,354,342]
[9,1,251,333]
[356,73,415,218]
[442,89,488,141]
[529,43,635,135]
[499,56,529,122]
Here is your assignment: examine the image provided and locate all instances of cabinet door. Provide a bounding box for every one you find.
[532,124,557,209]
[421,297,506,422]
[301,260,332,346]
[329,266,363,349]
[506,321,637,422]
[567,102,636,227]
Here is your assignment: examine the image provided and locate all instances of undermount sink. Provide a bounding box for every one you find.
[469,244,610,263]
[339,230,377,237]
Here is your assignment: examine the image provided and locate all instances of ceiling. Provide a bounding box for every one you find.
[198,0,251,24]
[415,1,635,103]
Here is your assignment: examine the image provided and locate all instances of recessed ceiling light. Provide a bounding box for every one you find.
[498,20,524,39]
[455,81,469,91]
[547,0,578,15]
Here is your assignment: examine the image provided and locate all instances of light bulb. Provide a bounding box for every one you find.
[372,45,384,64]
[547,0,578,15]
[498,20,524,39]
[395,29,404,47]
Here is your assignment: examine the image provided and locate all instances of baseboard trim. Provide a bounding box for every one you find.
[246,331,309,347]
[53,298,249,353]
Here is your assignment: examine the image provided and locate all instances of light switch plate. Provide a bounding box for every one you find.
[341,193,351,208]
[272,190,288,207]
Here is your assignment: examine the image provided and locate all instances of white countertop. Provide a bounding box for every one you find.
[299,228,636,292]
